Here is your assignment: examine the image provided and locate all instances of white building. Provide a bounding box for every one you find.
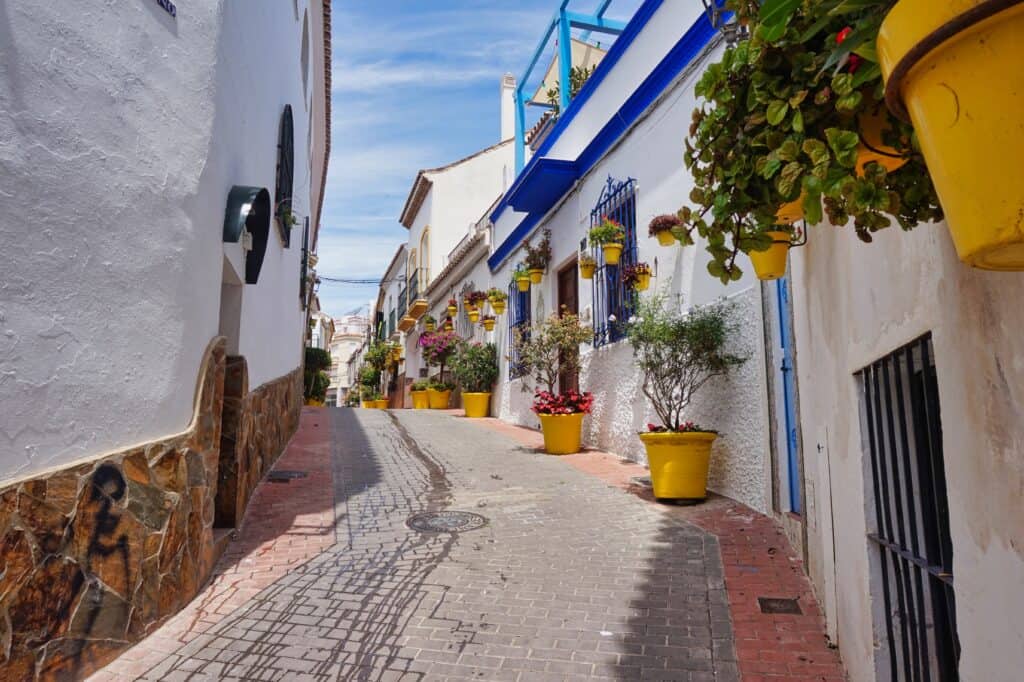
[0,1,331,676]
[327,312,370,405]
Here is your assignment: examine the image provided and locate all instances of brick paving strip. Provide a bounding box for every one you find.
[464,416,846,682]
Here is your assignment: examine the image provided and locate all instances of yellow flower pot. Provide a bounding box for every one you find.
[775,196,804,224]
[855,105,909,176]
[634,272,651,291]
[538,412,585,455]
[482,318,495,332]
[528,269,544,284]
[491,300,506,315]
[580,262,595,279]
[427,388,451,409]
[879,0,1024,270]
[444,322,454,332]
[447,305,457,316]
[424,322,435,333]
[374,399,389,410]
[305,399,325,407]
[468,309,480,323]
[602,243,623,265]
[411,390,429,410]
[462,392,491,418]
[361,400,374,409]
[639,431,717,501]
[748,231,791,281]
[516,276,530,292]
[655,230,676,247]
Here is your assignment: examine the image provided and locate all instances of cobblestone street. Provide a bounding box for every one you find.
[93,408,843,682]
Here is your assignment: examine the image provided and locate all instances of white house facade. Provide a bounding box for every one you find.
[0,1,331,676]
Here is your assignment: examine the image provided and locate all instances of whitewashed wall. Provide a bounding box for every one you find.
[791,223,1024,682]
[0,0,323,480]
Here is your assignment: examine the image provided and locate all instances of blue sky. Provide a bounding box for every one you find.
[317,0,642,317]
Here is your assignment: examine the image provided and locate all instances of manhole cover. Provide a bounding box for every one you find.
[407,511,487,534]
[758,597,802,615]
[267,470,308,483]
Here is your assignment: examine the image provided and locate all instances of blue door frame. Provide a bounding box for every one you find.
[775,277,802,514]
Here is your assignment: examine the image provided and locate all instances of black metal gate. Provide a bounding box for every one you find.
[858,334,959,681]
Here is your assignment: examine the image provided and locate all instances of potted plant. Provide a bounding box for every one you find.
[423,314,436,333]
[390,343,402,363]
[410,379,430,410]
[676,0,943,284]
[622,263,653,291]
[447,298,458,316]
[419,330,458,408]
[524,229,552,284]
[359,385,376,409]
[375,395,389,410]
[303,347,331,407]
[487,288,508,315]
[513,264,531,292]
[748,228,795,281]
[452,341,499,418]
[467,291,487,323]
[443,316,454,332]
[589,217,626,265]
[514,312,594,454]
[627,295,746,502]
[648,214,683,247]
[481,314,496,332]
[579,252,596,280]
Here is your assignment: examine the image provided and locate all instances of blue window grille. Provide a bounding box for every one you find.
[591,176,638,347]
[507,281,531,378]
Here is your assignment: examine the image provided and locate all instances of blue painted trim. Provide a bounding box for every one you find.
[566,12,626,33]
[558,9,572,115]
[488,7,717,271]
[506,158,580,213]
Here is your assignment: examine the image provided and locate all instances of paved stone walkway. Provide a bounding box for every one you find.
[94,408,844,681]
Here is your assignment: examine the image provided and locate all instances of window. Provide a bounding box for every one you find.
[590,176,638,347]
[419,228,431,286]
[407,250,420,303]
[300,12,310,103]
[274,105,295,247]
[507,281,531,378]
[858,334,958,681]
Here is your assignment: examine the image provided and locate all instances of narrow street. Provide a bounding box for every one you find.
[93,409,843,682]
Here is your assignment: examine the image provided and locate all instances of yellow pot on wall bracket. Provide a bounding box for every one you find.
[468,308,480,323]
[749,230,796,281]
[634,272,651,291]
[491,299,506,315]
[580,261,596,279]
[516,276,531,292]
[528,269,544,284]
[879,0,1024,270]
[602,243,623,265]
[855,106,909,176]
[655,230,676,247]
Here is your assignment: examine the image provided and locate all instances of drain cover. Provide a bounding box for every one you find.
[758,597,802,615]
[267,470,308,483]
[407,511,487,534]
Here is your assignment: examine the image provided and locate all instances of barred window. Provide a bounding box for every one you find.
[591,177,638,347]
[507,281,531,378]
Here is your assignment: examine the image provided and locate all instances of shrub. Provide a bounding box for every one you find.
[452,342,499,393]
[411,379,430,391]
[419,330,459,381]
[365,342,390,371]
[524,229,552,271]
[532,390,593,415]
[359,365,380,387]
[626,295,746,431]
[304,347,331,373]
[514,311,592,394]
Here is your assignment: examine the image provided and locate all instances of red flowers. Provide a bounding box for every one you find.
[645,421,712,434]
[835,26,862,73]
[532,390,594,415]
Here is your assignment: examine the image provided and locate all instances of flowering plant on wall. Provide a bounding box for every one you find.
[513,310,592,395]
[588,217,625,245]
[648,214,682,239]
[532,389,594,415]
[523,229,552,271]
[621,263,652,289]
[419,330,459,381]
[486,288,507,303]
[467,290,489,307]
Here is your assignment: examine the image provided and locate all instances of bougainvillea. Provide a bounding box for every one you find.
[419,330,459,382]
[532,390,594,415]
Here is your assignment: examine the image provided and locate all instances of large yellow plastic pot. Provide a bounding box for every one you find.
[538,413,585,455]
[878,0,1024,270]
[602,243,623,265]
[655,230,676,247]
[374,399,389,410]
[748,231,791,281]
[411,390,429,409]
[516,276,530,292]
[462,392,491,418]
[427,388,451,409]
[361,400,374,409]
[528,269,544,284]
[639,431,718,501]
[305,399,325,407]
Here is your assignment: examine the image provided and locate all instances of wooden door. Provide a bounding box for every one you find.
[557,261,579,393]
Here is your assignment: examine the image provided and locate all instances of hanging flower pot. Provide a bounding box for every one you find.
[749,231,792,281]
[443,318,454,332]
[579,256,596,280]
[424,321,436,333]
[446,300,457,316]
[516,275,530,292]
[879,0,1024,270]
[491,299,506,315]
[622,263,652,292]
[589,217,626,265]
[855,105,909,176]
[648,214,682,247]
[482,316,496,332]
[640,431,717,501]
[468,308,480,323]
[528,269,544,284]
[775,196,804,225]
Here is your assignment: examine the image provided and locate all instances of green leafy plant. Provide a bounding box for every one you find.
[467,290,489,307]
[513,263,530,282]
[627,295,746,431]
[621,262,652,288]
[487,288,508,303]
[451,342,499,393]
[677,0,942,283]
[524,229,552,271]
[411,379,430,391]
[513,311,592,394]
[359,365,380,388]
[588,217,625,245]
[545,64,596,116]
[365,341,390,371]
[423,314,436,325]
[579,252,596,268]
[303,347,332,401]
[429,379,455,391]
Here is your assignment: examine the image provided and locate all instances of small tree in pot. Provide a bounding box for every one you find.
[451,341,499,418]
[627,295,746,502]
[514,311,593,454]
[419,330,459,408]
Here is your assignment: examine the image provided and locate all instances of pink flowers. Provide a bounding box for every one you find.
[532,390,594,415]
[645,421,713,434]
[419,330,458,365]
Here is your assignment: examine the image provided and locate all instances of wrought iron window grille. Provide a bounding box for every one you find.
[858,333,959,682]
[507,280,531,379]
[591,176,638,348]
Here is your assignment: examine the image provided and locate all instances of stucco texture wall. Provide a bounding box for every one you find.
[790,221,1024,682]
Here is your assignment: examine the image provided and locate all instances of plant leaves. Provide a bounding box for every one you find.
[766,100,789,126]
[836,90,863,111]
[759,0,802,28]
[792,109,805,133]
[776,139,800,162]
[825,128,860,168]
[777,161,805,198]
